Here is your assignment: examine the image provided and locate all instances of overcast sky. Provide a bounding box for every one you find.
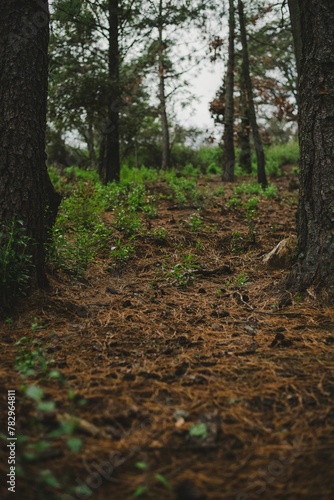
[182,61,224,129]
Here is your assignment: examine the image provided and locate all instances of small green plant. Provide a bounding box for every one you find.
[213,186,225,196]
[110,239,135,265]
[189,422,208,439]
[234,183,262,196]
[49,221,111,276]
[167,176,201,206]
[150,228,168,244]
[15,383,83,492]
[234,272,248,287]
[114,209,143,235]
[233,182,278,200]
[262,185,278,199]
[225,273,248,288]
[206,163,221,175]
[180,163,201,178]
[264,141,299,175]
[0,219,34,305]
[166,254,199,288]
[127,184,147,212]
[12,333,84,496]
[166,263,195,288]
[187,212,203,232]
[226,196,242,209]
[133,462,171,497]
[195,240,203,251]
[245,196,260,217]
[230,231,244,253]
[15,337,49,378]
[48,180,112,276]
[97,182,127,211]
[142,201,158,219]
[57,181,104,230]
[121,164,159,184]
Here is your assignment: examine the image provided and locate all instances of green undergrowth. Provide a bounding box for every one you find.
[0,219,34,306]
[46,141,298,279]
[0,318,88,498]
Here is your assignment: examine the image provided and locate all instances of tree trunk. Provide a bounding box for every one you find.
[223,0,236,182]
[238,61,252,174]
[0,0,60,293]
[287,0,302,79]
[105,0,120,183]
[158,0,170,170]
[288,0,334,291]
[238,0,267,188]
[83,122,97,169]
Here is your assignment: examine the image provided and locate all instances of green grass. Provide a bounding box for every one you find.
[264,141,299,175]
[233,182,278,199]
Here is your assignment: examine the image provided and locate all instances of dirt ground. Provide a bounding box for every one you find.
[1,168,334,500]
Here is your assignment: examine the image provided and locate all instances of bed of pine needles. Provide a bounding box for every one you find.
[1,166,334,500]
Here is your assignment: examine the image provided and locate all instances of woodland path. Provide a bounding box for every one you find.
[1,168,334,499]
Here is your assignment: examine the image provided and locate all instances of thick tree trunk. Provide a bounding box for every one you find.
[105,0,120,183]
[158,0,170,170]
[238,0,267,188]
[0,0,60,291]
[288,0,334,291]
[223,0,236,182]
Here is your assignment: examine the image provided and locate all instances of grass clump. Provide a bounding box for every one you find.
[48,181,111,276]
[0,219,34,305]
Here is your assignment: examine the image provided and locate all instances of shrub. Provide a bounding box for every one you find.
[0,219,33,305]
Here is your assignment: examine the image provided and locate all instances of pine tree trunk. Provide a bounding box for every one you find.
[238,62,252,173]
[238,0,267,188]
[105,0,120,183]
[84,123,97,169]
[0,0,60,291]
[288,0,334,291]
[158,0,170,170]
[223,0,236,182]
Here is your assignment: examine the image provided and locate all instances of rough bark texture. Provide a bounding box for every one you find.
[238,0,267,188]
[105,0,120,183]
[0,0,60,289]
[223,0,236,182]
[158,0,170,171]
[238,60,252,174]
[289,0,334,291]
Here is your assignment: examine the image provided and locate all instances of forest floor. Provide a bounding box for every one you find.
[1,166,334,500]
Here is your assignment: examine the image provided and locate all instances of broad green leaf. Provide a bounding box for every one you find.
[189,422,208,439]
[67,437,83,453]
[25,385,44,401]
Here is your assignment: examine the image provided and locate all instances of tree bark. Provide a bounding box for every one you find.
[84,122,97,169]
[158,0,171,171]
[238,47,252,174]
[223,0,236,182]
[238,0,267,188]
[105,0,121,183]
[288,0,334,291]
[0,0,60,291]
